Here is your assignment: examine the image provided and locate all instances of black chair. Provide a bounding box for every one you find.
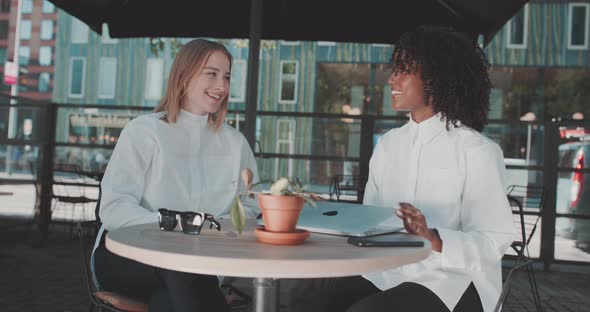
[53,163,98,234]
[328,174,366,202]
[495,185,544,312]
[77,220,149,312]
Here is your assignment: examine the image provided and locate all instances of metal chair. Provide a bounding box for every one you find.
[328,174,366,202]
[53,163,98,234]
[77,220,149,312]
[495,185,544,312]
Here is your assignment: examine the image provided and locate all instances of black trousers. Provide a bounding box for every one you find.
[291,276,483,312]
[94,233,229,312]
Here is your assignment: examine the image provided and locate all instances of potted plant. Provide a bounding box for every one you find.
[230,169,320,235]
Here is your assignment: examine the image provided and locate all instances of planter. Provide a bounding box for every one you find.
[258,194,304,233]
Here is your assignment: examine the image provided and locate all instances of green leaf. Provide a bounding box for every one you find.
[302,195,317,209]
[230,197,246,234]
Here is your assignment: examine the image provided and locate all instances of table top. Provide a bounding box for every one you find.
[106,220,431,279]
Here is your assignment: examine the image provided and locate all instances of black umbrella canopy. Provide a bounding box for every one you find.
[50,0,527,46]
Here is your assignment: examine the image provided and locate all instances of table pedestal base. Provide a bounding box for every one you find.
[252,277,280,312]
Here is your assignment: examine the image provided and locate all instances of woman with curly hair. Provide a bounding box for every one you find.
[295,27,514,312]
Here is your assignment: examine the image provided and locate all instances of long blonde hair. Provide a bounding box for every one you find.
[154,39,232,131]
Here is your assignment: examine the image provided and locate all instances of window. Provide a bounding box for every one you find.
[38,73,50,92]
[568,3,589,50]
[144,58,164,100]
[101,23,118,44]
[40,20,54,40]
[20,20,32,40]
[507,4,528,49]
[280,41,300,46]
[0,21,7,39]
[229,59,246,102]
[19,46,30,66]
[1,0,10,13]
[274,119,295,179]
[38,46,51,66]
[42,1,55,13]
[98,58,117,99]
[71,18,89,43]
[69,57,86,97]
[0,47,6,65]
[278,61,298,104]
[22,0,33,14]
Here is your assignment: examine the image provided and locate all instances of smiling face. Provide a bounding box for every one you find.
[181,50,231,116]
[388,70,435,122]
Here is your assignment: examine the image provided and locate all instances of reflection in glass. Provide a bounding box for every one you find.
[316,63,397,116]
[55,146,113,173]
[56,107,148,144]
[0,145,39,176]
[256,158,359,197]
[256,116,361,158]
[555,217,590,262]
[484,123,544,166]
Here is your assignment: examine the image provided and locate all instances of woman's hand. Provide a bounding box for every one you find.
[396,202,442,252]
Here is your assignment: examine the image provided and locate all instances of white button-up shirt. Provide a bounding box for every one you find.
[91,110,259,286]
[98,110,259,231]
[363,113,514,312]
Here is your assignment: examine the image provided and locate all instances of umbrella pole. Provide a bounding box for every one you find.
[245,0,262,150]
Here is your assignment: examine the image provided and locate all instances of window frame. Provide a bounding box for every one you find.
[38,72,51,92]
[229,59,247,102]
[42,0,55,13]
[506,3,529,49]
[38,46,52,66]
[20,20,32,40]
[278,60,299,104]
[568,3,590,50]
[144,58,164,100]
[40,20,54,40]
[68,57,86,98]
[274,119,296,179]
[97,57,117,99]
[18,46,30,66]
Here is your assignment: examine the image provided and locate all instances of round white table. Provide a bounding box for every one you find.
[106,220,431,312]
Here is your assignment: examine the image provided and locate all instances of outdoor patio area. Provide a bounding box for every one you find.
[1,218,588,312]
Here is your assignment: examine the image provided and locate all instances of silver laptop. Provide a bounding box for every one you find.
[295,201,404,237]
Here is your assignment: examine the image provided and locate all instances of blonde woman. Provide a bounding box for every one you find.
[92,39,259,312]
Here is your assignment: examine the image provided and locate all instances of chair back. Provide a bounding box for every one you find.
[329,174,367,202]
[506,185,544,254]
[77,221,100,296]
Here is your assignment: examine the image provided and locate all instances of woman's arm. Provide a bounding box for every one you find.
[437,143,515,271]
[99,120,158,231]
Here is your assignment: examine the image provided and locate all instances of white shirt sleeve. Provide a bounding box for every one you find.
[238,137,261,218]
[437,143,515,271]
[99,121,158,231]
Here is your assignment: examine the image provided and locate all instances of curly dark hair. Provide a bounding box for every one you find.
[390,26,491,132]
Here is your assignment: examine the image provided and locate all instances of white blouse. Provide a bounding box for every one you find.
[91,110,258,288]
[98,109,259,231]
[362,113,514,312]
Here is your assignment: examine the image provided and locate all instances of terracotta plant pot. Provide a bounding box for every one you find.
[258,194,304,233]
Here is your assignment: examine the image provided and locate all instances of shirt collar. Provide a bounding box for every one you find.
[178,109,209,127]
[407,112,446,144]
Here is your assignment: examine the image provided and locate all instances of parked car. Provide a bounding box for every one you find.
[556,139,590,251]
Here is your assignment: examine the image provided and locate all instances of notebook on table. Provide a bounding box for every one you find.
[295,201,404,237]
